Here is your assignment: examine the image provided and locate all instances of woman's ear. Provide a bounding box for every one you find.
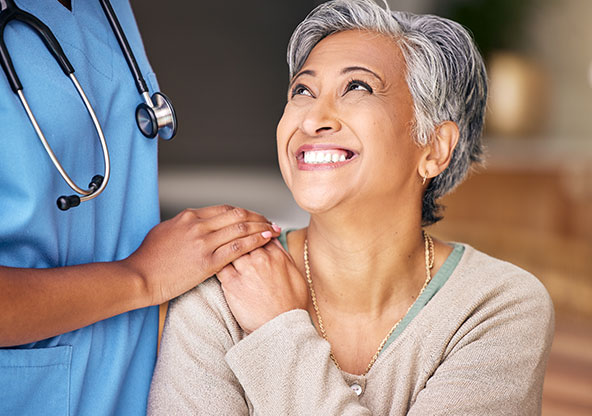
[417,121,459,184]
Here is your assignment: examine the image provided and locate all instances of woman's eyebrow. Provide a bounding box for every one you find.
[341,66,385,85]
[289,70,316,89]
[289,66,384,89]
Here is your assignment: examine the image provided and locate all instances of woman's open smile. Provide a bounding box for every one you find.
[296,143,358,170]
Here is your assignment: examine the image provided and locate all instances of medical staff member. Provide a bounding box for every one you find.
[0,0,279,414]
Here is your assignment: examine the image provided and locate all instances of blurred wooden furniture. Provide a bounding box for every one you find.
[430,138,592,319]
[542,317,592,416]
[429,138,592,415]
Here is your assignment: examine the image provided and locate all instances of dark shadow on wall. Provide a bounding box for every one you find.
[132,0,315,168]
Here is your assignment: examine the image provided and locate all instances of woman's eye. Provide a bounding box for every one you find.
[345,80,373,94]
[291,84,313,98]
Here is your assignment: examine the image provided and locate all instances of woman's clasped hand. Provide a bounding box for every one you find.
[217,239,308,334]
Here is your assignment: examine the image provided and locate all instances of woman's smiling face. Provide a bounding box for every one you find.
[277,29,424,215]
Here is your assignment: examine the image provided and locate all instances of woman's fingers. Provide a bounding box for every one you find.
[265,238,292,258]
[217,263,238,284]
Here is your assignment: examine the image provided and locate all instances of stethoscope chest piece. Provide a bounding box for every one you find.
[136,91,177,140]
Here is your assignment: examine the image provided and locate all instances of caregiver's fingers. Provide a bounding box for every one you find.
[124,207,279,306]
[190,204,276,229]
[209,231,277,274]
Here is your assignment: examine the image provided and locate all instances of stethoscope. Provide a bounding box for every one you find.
[0,0,177,210]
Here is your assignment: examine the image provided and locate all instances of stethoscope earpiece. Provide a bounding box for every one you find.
[56,175,105,210]
[89,175,104,191]
[57,195,81,211]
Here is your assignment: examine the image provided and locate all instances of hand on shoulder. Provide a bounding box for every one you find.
[124,205,280,306]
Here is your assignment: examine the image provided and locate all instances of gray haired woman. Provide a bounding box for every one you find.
[148,1,554,414]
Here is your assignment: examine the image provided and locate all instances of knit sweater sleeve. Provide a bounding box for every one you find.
[226,310,373,415]
[147,278,250,416]
[406,256,555,415]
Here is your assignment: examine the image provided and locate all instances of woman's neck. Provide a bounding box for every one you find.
[289,212,429,317]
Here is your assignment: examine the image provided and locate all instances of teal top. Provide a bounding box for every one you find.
[278,230,465,355]
[382,243,465,351]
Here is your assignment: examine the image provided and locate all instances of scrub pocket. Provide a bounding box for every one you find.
[0,345,72,416]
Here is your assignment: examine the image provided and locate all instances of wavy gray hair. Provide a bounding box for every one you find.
[286,0,487,225]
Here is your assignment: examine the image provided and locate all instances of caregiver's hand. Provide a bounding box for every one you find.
[217,240,308,334]
[125,205,281,306]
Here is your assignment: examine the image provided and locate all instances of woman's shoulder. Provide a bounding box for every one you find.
[170,276,226,312]
[432,242,554,328]
[414,242,555,362]
[445,243,553,327]
[167,277,245,342]
[453,243,551,299]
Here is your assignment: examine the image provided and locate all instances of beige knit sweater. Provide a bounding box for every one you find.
[148,244,554,415]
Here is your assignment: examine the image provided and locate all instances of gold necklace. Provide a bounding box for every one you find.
[303,230,434,376]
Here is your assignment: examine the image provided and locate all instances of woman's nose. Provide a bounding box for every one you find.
[300,95,341,137]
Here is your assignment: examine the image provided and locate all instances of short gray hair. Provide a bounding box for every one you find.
[286,0,487,225]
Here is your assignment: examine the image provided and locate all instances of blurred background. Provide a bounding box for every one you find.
[132,0,592,414]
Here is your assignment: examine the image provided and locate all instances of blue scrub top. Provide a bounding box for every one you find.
[0,1,161,414]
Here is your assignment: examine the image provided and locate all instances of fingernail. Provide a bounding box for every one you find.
[272,223,281,233]
[261,231,273,238]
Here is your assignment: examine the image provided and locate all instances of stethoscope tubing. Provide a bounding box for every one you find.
[0,0,177,209]
[98,0,148,97]
[16,73,110,201]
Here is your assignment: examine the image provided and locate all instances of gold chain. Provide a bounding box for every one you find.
[303,230,434,376]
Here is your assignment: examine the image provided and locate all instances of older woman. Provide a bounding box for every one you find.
[148,0,554,414]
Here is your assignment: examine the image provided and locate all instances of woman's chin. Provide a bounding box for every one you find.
[291,191,343,215]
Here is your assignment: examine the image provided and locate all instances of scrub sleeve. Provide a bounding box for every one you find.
[0,1,160,414]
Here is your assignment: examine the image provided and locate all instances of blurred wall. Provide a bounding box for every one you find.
[527,0,592,139]
[132,0,315,168]
[134,0,592,169]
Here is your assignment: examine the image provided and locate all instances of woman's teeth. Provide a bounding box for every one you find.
[303,150,348,164]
